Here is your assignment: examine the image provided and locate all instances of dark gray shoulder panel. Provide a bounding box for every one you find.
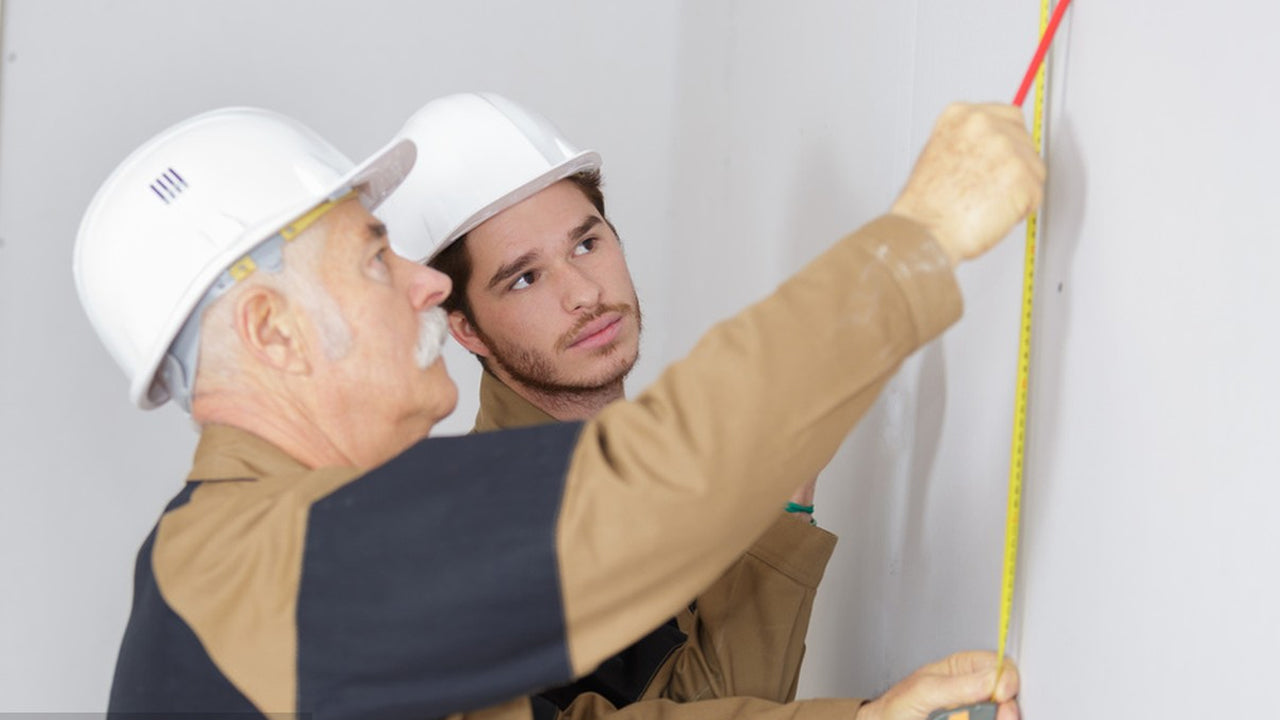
[298,422,583,720]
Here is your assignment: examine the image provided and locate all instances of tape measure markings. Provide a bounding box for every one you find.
[995,0,1071,694]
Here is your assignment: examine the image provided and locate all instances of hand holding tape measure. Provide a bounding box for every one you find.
[855,651,1019,720]
[926,1,1073,719]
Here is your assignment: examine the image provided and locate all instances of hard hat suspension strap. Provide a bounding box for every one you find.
[157,189,356,412]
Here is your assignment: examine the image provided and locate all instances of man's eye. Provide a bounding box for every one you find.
[573,238,596,256]
[368,248,392,279]
[510,271,535,291]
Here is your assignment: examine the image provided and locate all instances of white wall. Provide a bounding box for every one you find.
[1014,3,1280,714]
[2,1,1278,716]
[667,2,1280,717]
[666,0,1038,700]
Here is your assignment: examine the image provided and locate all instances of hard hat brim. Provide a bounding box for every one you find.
[418,148,602,264]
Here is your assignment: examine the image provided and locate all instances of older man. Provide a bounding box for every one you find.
[76,100,1039,720]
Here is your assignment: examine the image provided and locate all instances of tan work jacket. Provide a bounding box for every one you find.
[108,215,961,719]
[469,371,838,720]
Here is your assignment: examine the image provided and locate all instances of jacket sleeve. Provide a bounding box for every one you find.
[561,691,866,720]
[642,513,837,703]
[557,215,961,676]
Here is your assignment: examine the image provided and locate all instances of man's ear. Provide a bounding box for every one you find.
[447,310,492,358]
[235,286,311,374]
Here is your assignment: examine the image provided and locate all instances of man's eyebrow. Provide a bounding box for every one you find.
[366,221,388,240]
[487,250,540,291]
[484,216,603,291]
[569,216,603,243]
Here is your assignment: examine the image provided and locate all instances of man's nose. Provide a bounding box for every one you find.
[401,256,452,311]
[560,264,603,313]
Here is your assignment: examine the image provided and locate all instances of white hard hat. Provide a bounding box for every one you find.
[377,92,602,263]
[74,107,416,409]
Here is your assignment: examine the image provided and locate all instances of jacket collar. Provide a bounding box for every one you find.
[473,370,558,432]
[186,424,310,482]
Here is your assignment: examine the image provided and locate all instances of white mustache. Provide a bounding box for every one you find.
[415,307,449,369]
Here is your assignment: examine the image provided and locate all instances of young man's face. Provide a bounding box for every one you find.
[452,179,642,395]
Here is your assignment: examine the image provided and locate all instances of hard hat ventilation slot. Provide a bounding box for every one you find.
[149,168,189,204]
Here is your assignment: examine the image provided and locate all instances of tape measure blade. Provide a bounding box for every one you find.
[995,0,1053,691]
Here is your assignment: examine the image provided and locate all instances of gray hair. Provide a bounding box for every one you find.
[160,229,352,412]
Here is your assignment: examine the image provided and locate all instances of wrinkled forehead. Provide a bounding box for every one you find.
[302,196,389,261]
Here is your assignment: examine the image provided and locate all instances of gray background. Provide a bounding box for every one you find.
[2,1,1277,716]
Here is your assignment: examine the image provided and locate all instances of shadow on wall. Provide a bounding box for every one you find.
[1013,115,1087,654]
[777,133,953,698]
[893,340,948,637]
[803,340,951,698]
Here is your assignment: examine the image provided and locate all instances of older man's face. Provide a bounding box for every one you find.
[305,198,457,462]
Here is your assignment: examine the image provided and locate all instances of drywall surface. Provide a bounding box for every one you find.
[3,0,1277,716]
[666,1,1280,717]
[664,0,1037,702]
[1012,3,1280,715]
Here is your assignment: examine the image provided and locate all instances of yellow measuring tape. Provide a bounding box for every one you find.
[927,7,1072,718]
[994,0,1055,692]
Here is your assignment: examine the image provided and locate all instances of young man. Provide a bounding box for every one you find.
[379,93,828,720]
[78,95,1039,720]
